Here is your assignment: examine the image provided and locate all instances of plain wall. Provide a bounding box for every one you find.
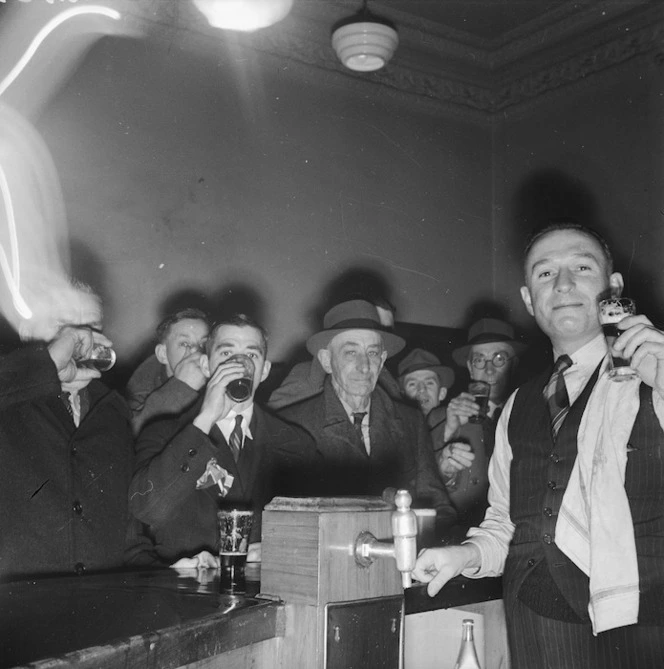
[31,32,493,373]
[493,57,664,353]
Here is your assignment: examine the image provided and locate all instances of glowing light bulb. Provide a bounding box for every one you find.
[192,0,293,33]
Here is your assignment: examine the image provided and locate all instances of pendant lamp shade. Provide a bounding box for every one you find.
[332,20,398,72]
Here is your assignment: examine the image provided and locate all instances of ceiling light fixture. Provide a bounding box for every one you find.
[192,0,293,33]
[331,0,398,73]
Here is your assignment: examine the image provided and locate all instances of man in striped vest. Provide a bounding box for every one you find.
[413,222,664,668]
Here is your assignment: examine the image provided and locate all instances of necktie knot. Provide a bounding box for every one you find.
[352,412,367,427]
[553,354,573,375]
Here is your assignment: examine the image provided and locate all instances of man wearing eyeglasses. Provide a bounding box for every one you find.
[437,319,526,525]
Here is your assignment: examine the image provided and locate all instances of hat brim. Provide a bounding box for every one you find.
[307,327,406,358]
[399,363,455,389]
[452,340,527,367]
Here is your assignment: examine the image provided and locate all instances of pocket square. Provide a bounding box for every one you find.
[196,458,234,496]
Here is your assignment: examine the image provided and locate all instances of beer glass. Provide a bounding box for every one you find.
[225,354,255,403]
[75,344,116,372]
[468,380,490,423]
[217,506,254,593]
[598,297,638,382]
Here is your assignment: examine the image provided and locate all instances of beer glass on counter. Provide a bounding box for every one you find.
[598,297,638,382]
[218,505,254,593]
[467,380,490,423]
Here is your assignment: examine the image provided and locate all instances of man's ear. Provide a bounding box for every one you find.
[155,343,168,367]
[260,359,272,383]
[520,285,534,317]
[438,387,448,403]
[317,348,332,374]
[200,354,211,378]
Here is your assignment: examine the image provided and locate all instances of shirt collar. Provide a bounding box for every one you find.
[563,333,607,373]
[338,395,371,422]
[216,404,254,440]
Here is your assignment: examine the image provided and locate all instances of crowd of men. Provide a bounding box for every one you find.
[1,221,663,668]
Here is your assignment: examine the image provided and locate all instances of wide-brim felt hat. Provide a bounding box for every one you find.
[452,318,527,367]
[397,348,455,389]
[306,299,406,358]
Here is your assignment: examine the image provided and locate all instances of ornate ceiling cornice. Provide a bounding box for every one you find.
[127,0,664,120]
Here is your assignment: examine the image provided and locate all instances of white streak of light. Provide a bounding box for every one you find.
[0,6,122,98]
[0,164,31,318]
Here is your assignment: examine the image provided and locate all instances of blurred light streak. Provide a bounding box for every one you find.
[0,6,121,98]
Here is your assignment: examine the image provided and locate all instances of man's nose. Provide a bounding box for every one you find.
[355,352,370,372]
[554,267,574,292]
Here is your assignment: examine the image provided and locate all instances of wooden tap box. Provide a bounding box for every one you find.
[260,496,403,605]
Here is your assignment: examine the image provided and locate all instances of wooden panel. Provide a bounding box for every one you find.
[179,638,282,669]
[319,510,402,603]
[261,497,403,605]
[261,510,321,604]
[325,597,403,669]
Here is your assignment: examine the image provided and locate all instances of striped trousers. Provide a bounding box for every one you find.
[507,598,664,668]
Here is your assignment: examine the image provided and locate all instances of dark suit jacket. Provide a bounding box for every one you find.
[127,400,318,565]
[280,379,457,530]
[0,346,132,581]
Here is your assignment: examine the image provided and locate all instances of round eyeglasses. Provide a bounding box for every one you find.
[470,352,511,369]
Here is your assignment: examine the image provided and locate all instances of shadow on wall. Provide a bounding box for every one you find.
[512,168,662,328]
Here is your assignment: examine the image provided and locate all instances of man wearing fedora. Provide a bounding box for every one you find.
[440,318,525,479]
[435,319,525,530]
[279,300,457,531]
[398,348,455,452]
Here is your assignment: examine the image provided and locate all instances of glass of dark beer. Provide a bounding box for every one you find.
[75,344,116,372]
[598,297,638,382]
[225,354,255,403]
[217,506,254,593]
[468,380,490,423]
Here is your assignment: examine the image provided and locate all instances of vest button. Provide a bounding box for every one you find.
[542,534,553,545]
[180,463,190,473]
[549,453,560,463]
[547,480,557,490]
[188,448,197,457]
[72,500,83,515]
[74,562,86,575]
[527,558,536,567]
[543,507,553,517]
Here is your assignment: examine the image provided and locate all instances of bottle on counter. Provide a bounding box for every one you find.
[453,618,481,669]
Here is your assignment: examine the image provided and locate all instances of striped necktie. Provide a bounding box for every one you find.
[543,354,573,438]
[229,415,243,462]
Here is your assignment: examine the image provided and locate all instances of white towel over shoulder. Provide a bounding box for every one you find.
[556,371,640,635]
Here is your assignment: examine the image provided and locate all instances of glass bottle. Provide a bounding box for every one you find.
[454,618,481,669]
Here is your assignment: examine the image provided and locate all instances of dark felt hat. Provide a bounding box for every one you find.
[306,299,405,357]
[397,348,455,389]
[452,318,527,366]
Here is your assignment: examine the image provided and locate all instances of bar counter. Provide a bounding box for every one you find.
[0,567,502,669]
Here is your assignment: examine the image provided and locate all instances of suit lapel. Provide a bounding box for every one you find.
[367,385,404,461]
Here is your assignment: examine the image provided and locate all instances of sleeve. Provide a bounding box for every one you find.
[266,359,326,411]
[130,376,200,435]
[0,346,61,409]
[461,391,517,578]
[129,417,218,526]
[412,411,458,530]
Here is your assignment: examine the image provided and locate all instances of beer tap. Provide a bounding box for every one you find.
[354,489,418,588]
